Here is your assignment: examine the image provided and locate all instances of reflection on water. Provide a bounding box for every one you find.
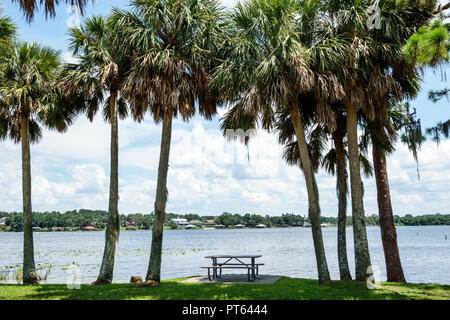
[0,225,449,284]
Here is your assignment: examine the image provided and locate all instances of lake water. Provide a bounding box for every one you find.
[0,226,449,284]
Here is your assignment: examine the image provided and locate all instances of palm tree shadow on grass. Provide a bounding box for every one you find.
[11,278,440,300]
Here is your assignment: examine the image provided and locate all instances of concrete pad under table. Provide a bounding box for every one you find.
[182,274,283,284]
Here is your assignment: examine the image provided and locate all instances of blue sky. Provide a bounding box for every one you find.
[0,0,449,217]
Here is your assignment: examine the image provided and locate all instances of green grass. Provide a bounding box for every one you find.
[0,277,448,300]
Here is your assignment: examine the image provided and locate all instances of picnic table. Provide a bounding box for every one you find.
[202,255,263,281]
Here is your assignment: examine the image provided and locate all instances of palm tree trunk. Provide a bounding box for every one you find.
[346,103,372,281]
[94,89,120,285]
[21,113,38,284]
[333,130,352,281]
[289,105,330,285]
[146,107,173,283]
[372,123,406,283]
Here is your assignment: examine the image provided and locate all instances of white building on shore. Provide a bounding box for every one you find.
[170,218,189,227]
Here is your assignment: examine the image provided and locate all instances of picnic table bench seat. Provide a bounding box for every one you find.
[201,263,264,281]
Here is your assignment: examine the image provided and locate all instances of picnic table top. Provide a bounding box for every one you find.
[204,255,262,259]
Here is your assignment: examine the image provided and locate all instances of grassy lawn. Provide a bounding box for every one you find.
[0,277,448,300]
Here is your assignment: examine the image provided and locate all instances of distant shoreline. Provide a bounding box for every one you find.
[1,224,449,233]
[1,211,449,233]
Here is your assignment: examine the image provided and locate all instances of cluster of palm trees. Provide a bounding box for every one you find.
[0,0,445,286]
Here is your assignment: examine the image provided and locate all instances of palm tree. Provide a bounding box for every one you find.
[324,0,378,281]
[363,42,425,284]
[323,0,426,281]
[109,0,225,285]
[331,0,434,282]
[214,0,350,285]
[322,112,374,282]
[61,15,130,285]
[0,42,73,284]
[366,114,406,281]
[12,0,91,21]
[364,0,434,283]
[363,101,425,283]
[279,106,374,281]
[279,109,354,281]
[329,116,353,281]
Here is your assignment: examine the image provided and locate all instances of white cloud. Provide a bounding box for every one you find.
[61,52,80,64]
[71,164,108,194]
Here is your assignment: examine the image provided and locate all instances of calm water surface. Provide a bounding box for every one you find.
[0,226,449,284]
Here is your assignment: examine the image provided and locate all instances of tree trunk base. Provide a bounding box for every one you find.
[23,274,39,285]
[91,279,112,286]
[386,277,406,283]
[140,280,160,288]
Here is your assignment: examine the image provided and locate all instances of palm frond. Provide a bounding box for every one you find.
[111,0,225,123]
[12,0,90,22]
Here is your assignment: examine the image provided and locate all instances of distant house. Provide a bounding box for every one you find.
[185,224,197,229]
[188,220,203,226]
[82,226,96,231]
[171,218,188,227]
[126,223,137,231]
[202,220,215,227]
[0,217,6,225]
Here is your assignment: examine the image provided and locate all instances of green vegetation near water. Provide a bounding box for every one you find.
[1,210,449,232]
[0,278,448,300]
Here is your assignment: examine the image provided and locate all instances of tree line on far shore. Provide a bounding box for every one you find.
[1,210,449,232]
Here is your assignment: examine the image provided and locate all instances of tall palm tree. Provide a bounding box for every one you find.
[279,106,374,281]
[214,0,350,285]
[362,101,425,283]
[324,0,377,281]
[329,116,353,281]
[0,42,73,284]
[330,0,434,282]
[363,0,434,283]
[319,113,374,282]
[366,114,406,281]
[61,15,130,285]
[109,0,225,285]
[12,0,91,21]
[363,42,425,284]
[279,110,353,280]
